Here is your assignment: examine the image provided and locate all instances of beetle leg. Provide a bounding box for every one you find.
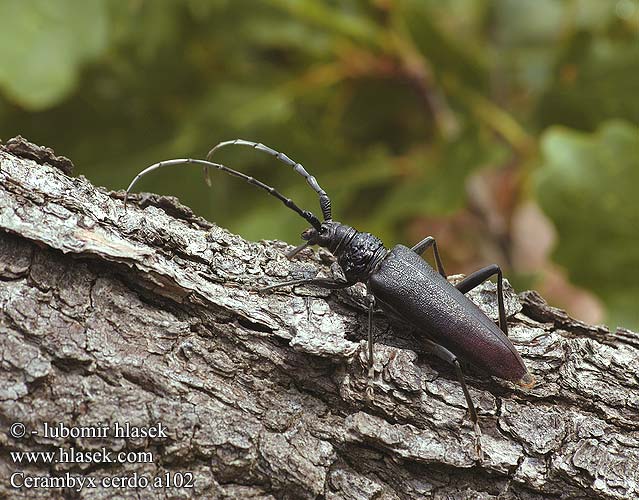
[410,236,446,277]
[259,278,352,292]
[366,294,376,400]
[423,338,483,460]
[455,264,508,336]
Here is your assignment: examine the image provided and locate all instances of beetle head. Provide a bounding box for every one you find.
[301,223,330,246]
[287,222,351,259]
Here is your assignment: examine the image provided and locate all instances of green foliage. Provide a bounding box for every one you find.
[536,121,639,329]
[0,0,108,109]
[0,0,637,328]
[537,37,639,130]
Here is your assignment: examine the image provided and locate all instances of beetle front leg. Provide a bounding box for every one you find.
[365,294,376,400]
[455,264,508,336]
[259,278,353,292]
[423,338,483,460]
[410,236,446,277]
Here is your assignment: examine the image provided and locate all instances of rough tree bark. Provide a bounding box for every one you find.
[0,138,637,500]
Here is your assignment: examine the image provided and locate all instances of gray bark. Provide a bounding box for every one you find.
[0,139,638,500]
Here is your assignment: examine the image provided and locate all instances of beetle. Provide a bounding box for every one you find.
[125,139,535,457]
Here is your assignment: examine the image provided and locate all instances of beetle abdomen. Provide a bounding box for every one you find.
[368,245,529,383]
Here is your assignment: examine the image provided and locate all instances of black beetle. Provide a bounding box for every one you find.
[125,139,535,457]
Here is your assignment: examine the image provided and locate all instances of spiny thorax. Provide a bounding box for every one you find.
[326,223,388,283]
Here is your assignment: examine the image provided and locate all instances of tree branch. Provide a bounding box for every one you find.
[0,139,637,499]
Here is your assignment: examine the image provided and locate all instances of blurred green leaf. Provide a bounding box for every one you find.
[0,0,108,109]
[489,0,566,97]
[536,120,639,328]
[537,37,639,131]
[403,0,487,89]
[493,0,565,45]
[265,0,382,47]
[370,127,508,229]
[572,0,619,31]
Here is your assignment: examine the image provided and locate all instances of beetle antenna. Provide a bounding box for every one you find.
[124,158,322,230]
[206,139,332,222]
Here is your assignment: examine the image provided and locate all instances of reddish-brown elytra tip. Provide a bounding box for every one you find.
[517,372,536,389]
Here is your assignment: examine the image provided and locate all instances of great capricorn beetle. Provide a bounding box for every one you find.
[124,139,535,457]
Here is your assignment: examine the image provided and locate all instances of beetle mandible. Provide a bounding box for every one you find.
[125,139,536,457]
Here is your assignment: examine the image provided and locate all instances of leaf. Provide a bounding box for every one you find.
[493,0,565,45]
[537,37,639,130]
[265,0,382,47]
[0,0,108,110]
[402,0,487,89]
[371,127,508,226]
[535,120,639,329]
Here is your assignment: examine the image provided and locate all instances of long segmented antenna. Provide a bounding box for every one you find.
[124,158,322,230]
[206,139,333,221]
